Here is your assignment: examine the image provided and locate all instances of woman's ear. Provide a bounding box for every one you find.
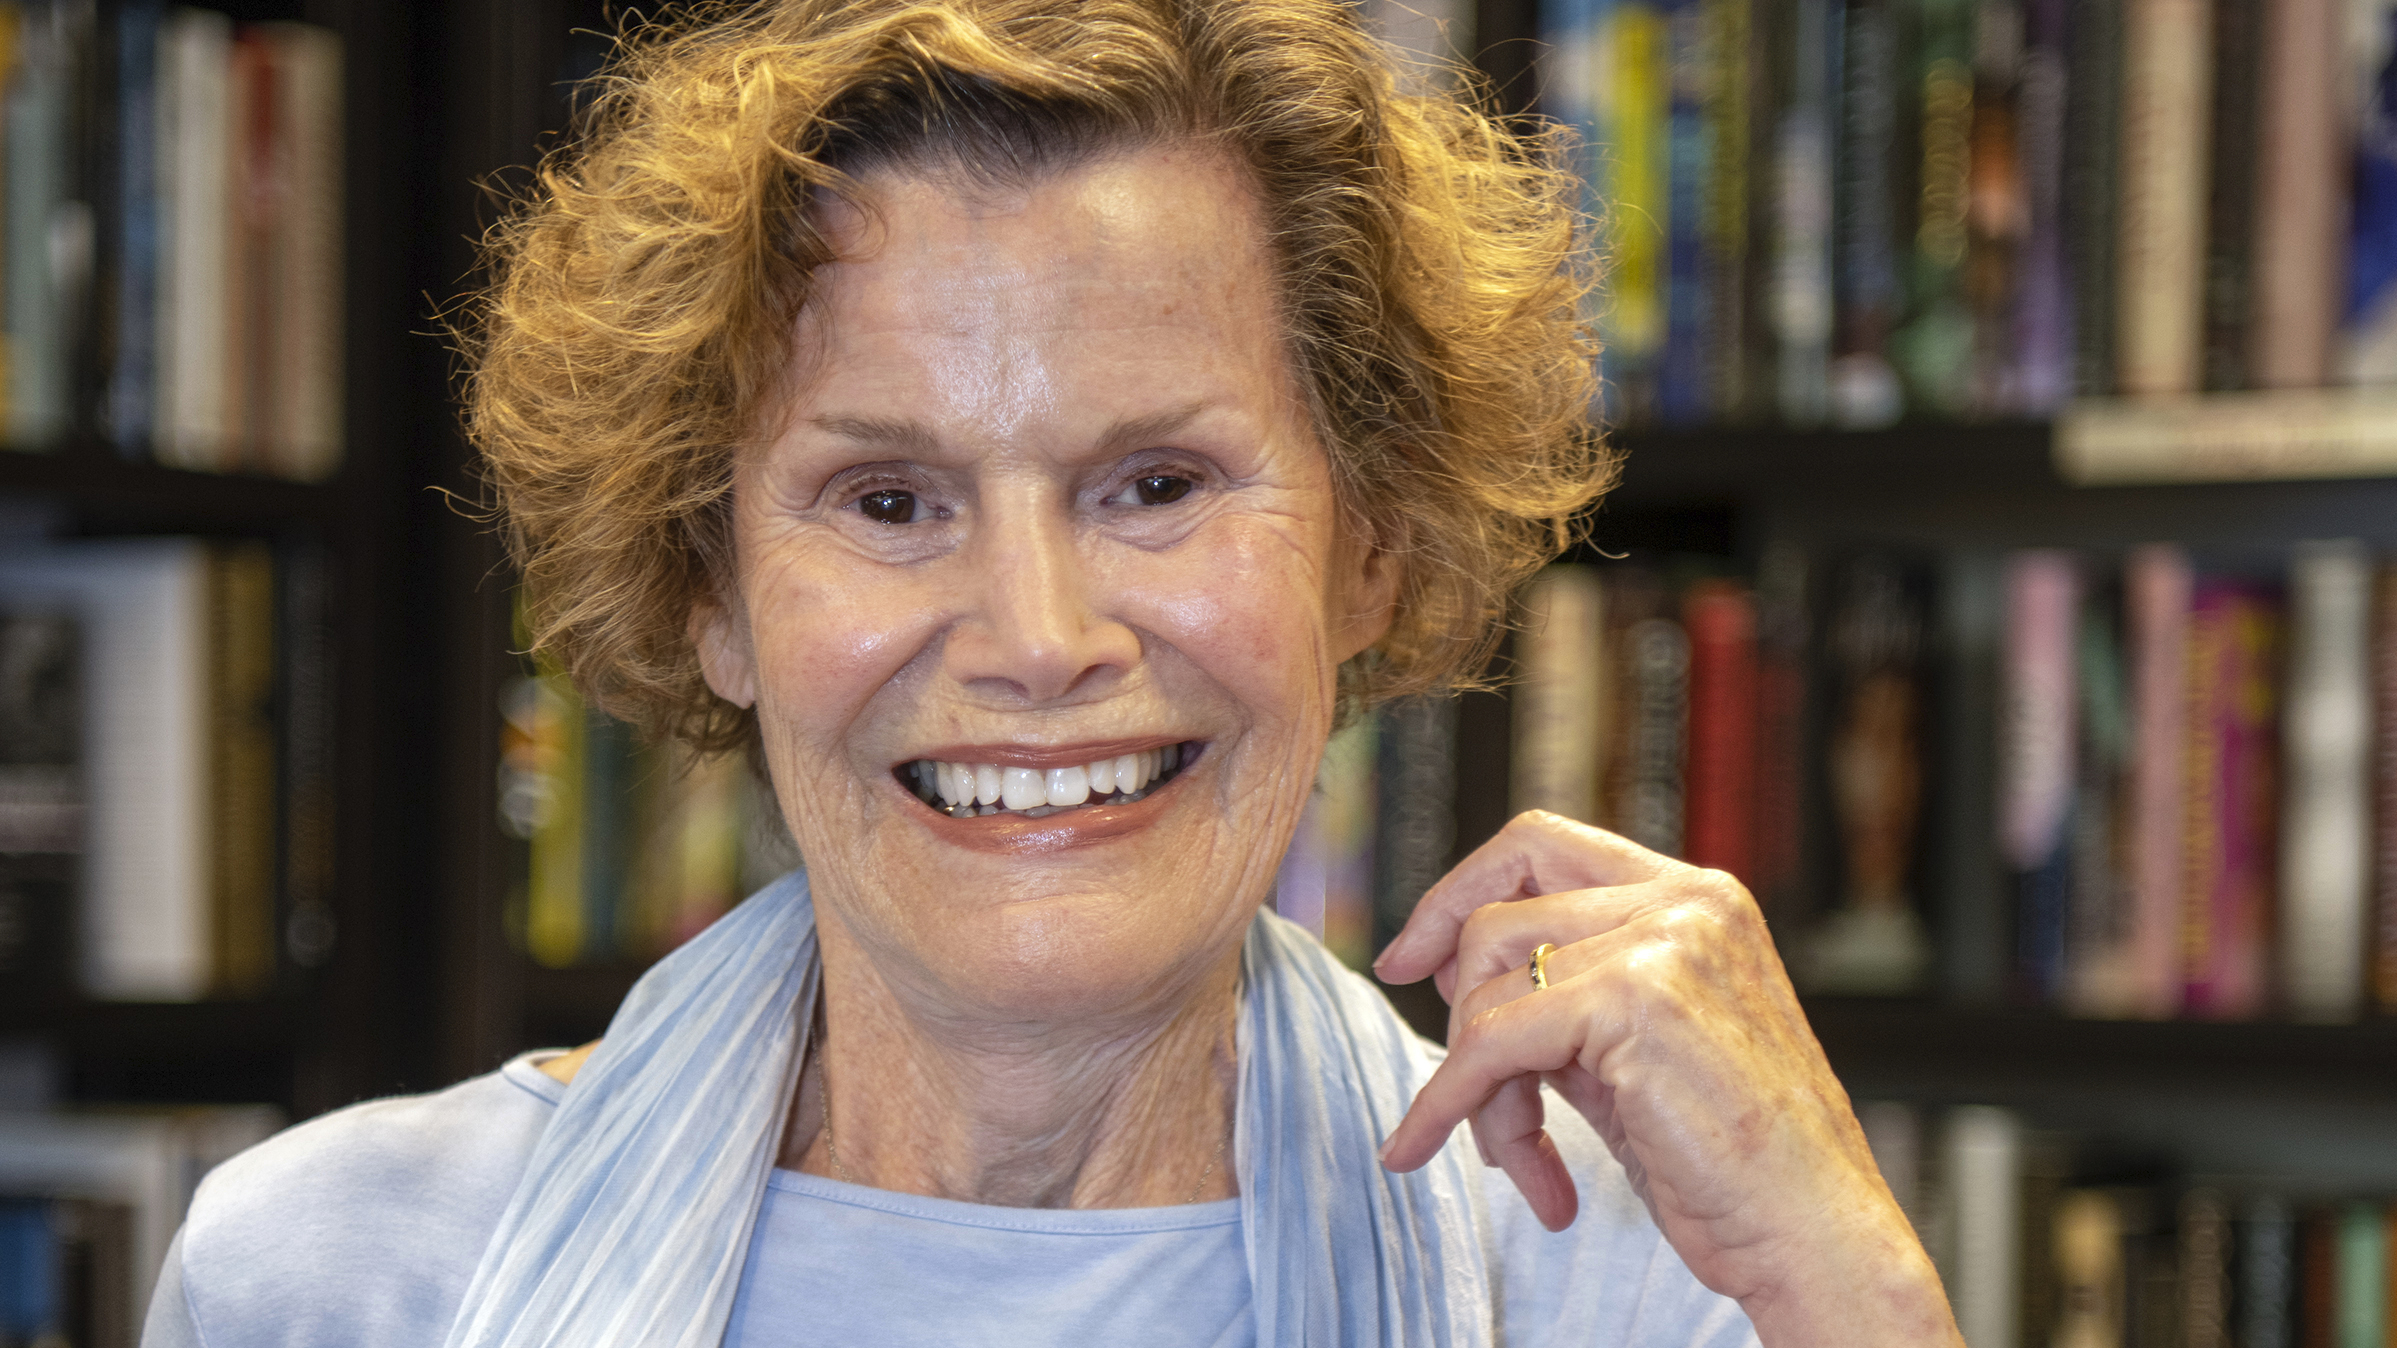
[690,592,759,709]
[1332,530,1400,664]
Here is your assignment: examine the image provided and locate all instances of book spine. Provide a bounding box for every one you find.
[1772,0,1836,424]
[2011,0,2073,413]
[5,6,66,447]
[206,541,276,999]
[106,1,160,455]
[1608,2,1670,424]
[2244,1196,2298,1348]
[2303,1206,2339,1348]
[2201,0,2263,390]
[2376,564,2397,1012]
[1701,0,1752,420]
[1681,578,1758,877]
[1832,0,1906,426]
[2184,580,2280,1019]
[1752,547,1811,918]
[2063,573,2138,1015]
[156,9,230,470]
[1624,613,1690,856]
[2183,1188,2235,1348]
[1935,550,2008,1004]
[2064,0,2123,395]
[1946,1106,2022,1348]
[1316,714,1378,970]
[2126,544,2192,1018]
[2247,0,2341,387]
[2112,0,2214,396]
[2338,1201,2388,1347]
[2052,1190,2128,1346]
[1889,0,1976,418]
[222,28,271,472]
[2002,550,2079,1003]
[1964,1,2027,418]
[277,542,334,969]
[2339,9,2397,382]
[1510,565,1605,823]
[1663,0,1711,424]
[2280,539,2371,1021]
[1371,694,1457,952]
[263,25,338,479]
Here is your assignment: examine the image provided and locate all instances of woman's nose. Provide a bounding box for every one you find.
[941,505,1141,704]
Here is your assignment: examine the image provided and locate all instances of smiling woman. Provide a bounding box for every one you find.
[137,4,1961,1348]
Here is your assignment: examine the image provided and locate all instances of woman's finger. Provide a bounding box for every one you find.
[1441,881,1668,1017]
[1373,811,1681,985]
[1470,1074,1579,1232]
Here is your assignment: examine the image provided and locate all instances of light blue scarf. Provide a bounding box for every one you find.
[442,871,1492,1347]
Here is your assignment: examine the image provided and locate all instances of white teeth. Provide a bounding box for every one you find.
[1046,765,1090,807]
[1001,766,1045,810]
[911,745,1185,815]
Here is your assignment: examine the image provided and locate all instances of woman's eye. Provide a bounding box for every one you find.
[857,489,917,524]
[1131,475,1193,506]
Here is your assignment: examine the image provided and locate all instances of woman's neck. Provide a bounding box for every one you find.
[780,932,1241,1209]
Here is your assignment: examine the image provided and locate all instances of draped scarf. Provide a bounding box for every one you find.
[441,870,1493,1347]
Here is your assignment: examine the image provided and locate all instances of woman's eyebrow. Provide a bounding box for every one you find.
[808,413,940,454]
[1095,403,1205,455]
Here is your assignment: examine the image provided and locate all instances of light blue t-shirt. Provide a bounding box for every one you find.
[142,1052,1757,1348]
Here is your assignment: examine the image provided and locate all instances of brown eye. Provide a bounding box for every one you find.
[1133,475,1192,506]
[858,489,916,524]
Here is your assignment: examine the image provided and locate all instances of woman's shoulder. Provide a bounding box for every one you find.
[167,1053,567,1348]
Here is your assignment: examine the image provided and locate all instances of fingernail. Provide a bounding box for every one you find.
[1376,1135,1395,1165]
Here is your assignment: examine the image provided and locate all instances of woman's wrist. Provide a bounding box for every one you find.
[1729,1188,1962,1348]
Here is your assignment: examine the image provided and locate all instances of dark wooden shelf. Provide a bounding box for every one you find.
[1608,421,2060,507]
[0,443,352,532]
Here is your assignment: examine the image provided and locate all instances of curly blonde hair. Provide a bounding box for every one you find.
[467,0,1608,749]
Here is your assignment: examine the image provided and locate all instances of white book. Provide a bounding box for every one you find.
[1944,1106,2022,1348]
[1510,565,1605,823]
[155,9,232,470]
[0,1105,278,1329]
[264,24,342,480]
[0,540,212,1000]
[2281,539,2373,1021]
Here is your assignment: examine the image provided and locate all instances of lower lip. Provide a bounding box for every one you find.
[902,771,1186,855]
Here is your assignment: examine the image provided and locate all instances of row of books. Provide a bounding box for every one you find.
[0,536,334,1003]
[0,1103,276,1348]
[1505,541,2397,1024]
[498,669,795,969]
[0,3,342,477]
[1865,1101,2394,1348]
[1536,0,2397,429]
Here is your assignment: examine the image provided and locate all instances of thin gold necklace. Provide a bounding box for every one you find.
[814,1023,1231,1204]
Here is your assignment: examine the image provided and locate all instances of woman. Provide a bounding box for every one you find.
[146,2,1960,1345]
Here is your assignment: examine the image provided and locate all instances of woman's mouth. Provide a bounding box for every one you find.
[897,742,1201,819]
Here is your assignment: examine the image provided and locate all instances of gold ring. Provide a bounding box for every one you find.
[1530,943,1556,992]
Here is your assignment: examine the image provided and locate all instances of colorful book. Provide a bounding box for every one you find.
[2181,577,2280,1020]
[2112,0,2214,396]
[2126,544,2192,1018]
[2375,563,2397,1013]
[2247,0,2341,387]
[1681,578,1757,877]
[1769,0,1835,424]
[1888,0,1976,417]
[2201,0,2263,390]
[1963,0,2028,417]
[2280,540,2371,1022]
[2341,6,2397,382]
[2011,0,2073,413]
[2063,573,2139,1016]
[1805,554,1929,993]
[1371,694,1457,952]
[2002,551,2079,1004]
[1606,1,1670,423]
[1830,0,1905,426]
[2064,0,2125,396]
[1510,565,1605,823]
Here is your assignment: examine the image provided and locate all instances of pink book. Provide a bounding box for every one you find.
[2002,552,2079,1001]
[2182,580,2281,1019]
[2126,545,2192,1017]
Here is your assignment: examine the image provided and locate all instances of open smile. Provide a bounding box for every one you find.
[897,742,1203,819]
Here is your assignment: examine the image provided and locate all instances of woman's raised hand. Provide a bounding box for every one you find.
[1372,811,1961,1348]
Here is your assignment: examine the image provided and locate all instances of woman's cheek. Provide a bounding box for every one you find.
[1129,511,1340,701]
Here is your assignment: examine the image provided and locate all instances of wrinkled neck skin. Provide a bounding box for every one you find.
[781,901,1244,1209]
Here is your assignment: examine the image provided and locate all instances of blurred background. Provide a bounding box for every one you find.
[2,0,2395,1344]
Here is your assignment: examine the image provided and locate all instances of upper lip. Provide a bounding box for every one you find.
[896,737,1196,772]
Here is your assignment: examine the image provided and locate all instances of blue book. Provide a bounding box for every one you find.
[107,0,160,456]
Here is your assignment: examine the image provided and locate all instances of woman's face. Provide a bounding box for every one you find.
[697,144,1393,1023]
